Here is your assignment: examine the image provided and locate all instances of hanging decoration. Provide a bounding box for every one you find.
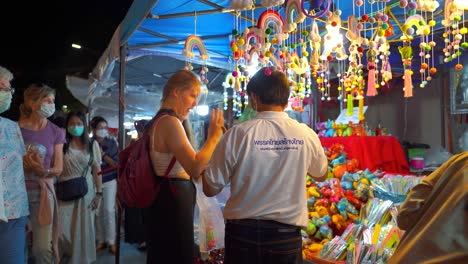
[260,0,285,8]
[283,0,307,33]
[399,41,414,97]
[230,0,254,10]
[442,0,468,70]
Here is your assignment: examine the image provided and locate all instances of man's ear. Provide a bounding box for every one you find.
[172,87,179,97]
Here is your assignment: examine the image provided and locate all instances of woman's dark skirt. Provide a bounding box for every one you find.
[144,177,196,264]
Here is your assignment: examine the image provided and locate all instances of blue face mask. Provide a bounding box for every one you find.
[0,91,12,114]
[67,126,84,137]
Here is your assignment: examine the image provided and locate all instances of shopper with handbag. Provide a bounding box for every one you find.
[57,110,102,264]
[19,83,66,264]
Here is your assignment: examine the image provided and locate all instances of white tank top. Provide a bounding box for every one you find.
[152,151,189,179]
[150,115,190,179]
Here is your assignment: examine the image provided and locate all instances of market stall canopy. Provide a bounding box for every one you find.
[72,0,458,127]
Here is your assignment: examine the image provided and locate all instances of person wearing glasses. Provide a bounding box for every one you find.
[0,65,30,264]
[90,116,118,254]
[19,83,66,264]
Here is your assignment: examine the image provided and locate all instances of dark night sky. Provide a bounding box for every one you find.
[0,0,133,119]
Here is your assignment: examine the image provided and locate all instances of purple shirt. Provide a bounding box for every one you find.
[20,120,66,169]
[20,121,66,190]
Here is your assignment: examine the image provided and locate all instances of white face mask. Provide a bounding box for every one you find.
[95,128,108,138]
[37,103,55,118]
[0,91,12,114]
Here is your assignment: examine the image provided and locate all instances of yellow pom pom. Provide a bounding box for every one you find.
[428,20,436,27]
[443,33,448,38]
[460,28,468,35]
[290,62,296,68]
[378,30,385,37]
[320,87,325,92]
[423,28,430,35]
[265,51,272,57]
[271,38,277,44]
[317,78,323,83]
[337,86,342,91]
[231,45,238,52]
[303,51,309,57]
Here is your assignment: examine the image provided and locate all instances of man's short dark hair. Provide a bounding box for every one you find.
[246,67,290,106]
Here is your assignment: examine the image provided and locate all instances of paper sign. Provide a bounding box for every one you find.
[335,106,368,124]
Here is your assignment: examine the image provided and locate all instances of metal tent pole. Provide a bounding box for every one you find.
[116,43,127,264]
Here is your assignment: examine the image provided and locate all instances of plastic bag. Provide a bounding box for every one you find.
[423,146,453,168]
[194,178,225,254]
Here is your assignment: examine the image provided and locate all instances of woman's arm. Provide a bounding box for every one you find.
[152,109,224,179]
[47,143,64,177]
[24,143,64,178]
[92,164,103,193]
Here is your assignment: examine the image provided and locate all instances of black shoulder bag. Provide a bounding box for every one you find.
[55,140,94,201]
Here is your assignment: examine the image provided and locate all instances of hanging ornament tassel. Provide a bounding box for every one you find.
[404,68,413,97]
[347,94,354,116]
[366,63,377,96]
[358,96,364,121]
[234,77,241,91]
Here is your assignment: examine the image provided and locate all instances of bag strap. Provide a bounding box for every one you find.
[163,156,177,177]
[81,139,95,178]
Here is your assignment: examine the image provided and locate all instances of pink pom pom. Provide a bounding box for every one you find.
[265,68,272,76]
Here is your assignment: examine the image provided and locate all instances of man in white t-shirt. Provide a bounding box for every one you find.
[203,67,328,264]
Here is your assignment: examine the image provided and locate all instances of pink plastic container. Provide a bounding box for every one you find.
[410,157,425,169]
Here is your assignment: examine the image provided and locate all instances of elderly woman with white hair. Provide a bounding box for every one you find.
[0,65,30,264]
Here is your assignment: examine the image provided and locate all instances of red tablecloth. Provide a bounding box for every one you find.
[319,136,410,174]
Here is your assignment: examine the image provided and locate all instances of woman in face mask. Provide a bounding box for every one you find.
[0,66,30,264]
[18,83,66,263]
[58,111,102,263]
[90,116,118,254]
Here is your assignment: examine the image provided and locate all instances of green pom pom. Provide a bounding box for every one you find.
[381,23,389,30]
[291,43,296,49]
[461,42,468,49]
[418,20,426,26]
[447,57,453,62]
[302,31,309,36]
[358,69,363,74]
[232,29,238,35]
[265,28,272,35]
[456,51,462,56]
[408,9,416,16]
[424,46,431,51]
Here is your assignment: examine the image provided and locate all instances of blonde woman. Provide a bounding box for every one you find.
[19,83,65,263]
[144,70,224,264]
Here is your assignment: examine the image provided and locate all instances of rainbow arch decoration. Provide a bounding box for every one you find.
[182,35,209,61]
[283,0,306,33]
[403,15,428,36]
[244,27,265,49]
[257,10,285,35]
